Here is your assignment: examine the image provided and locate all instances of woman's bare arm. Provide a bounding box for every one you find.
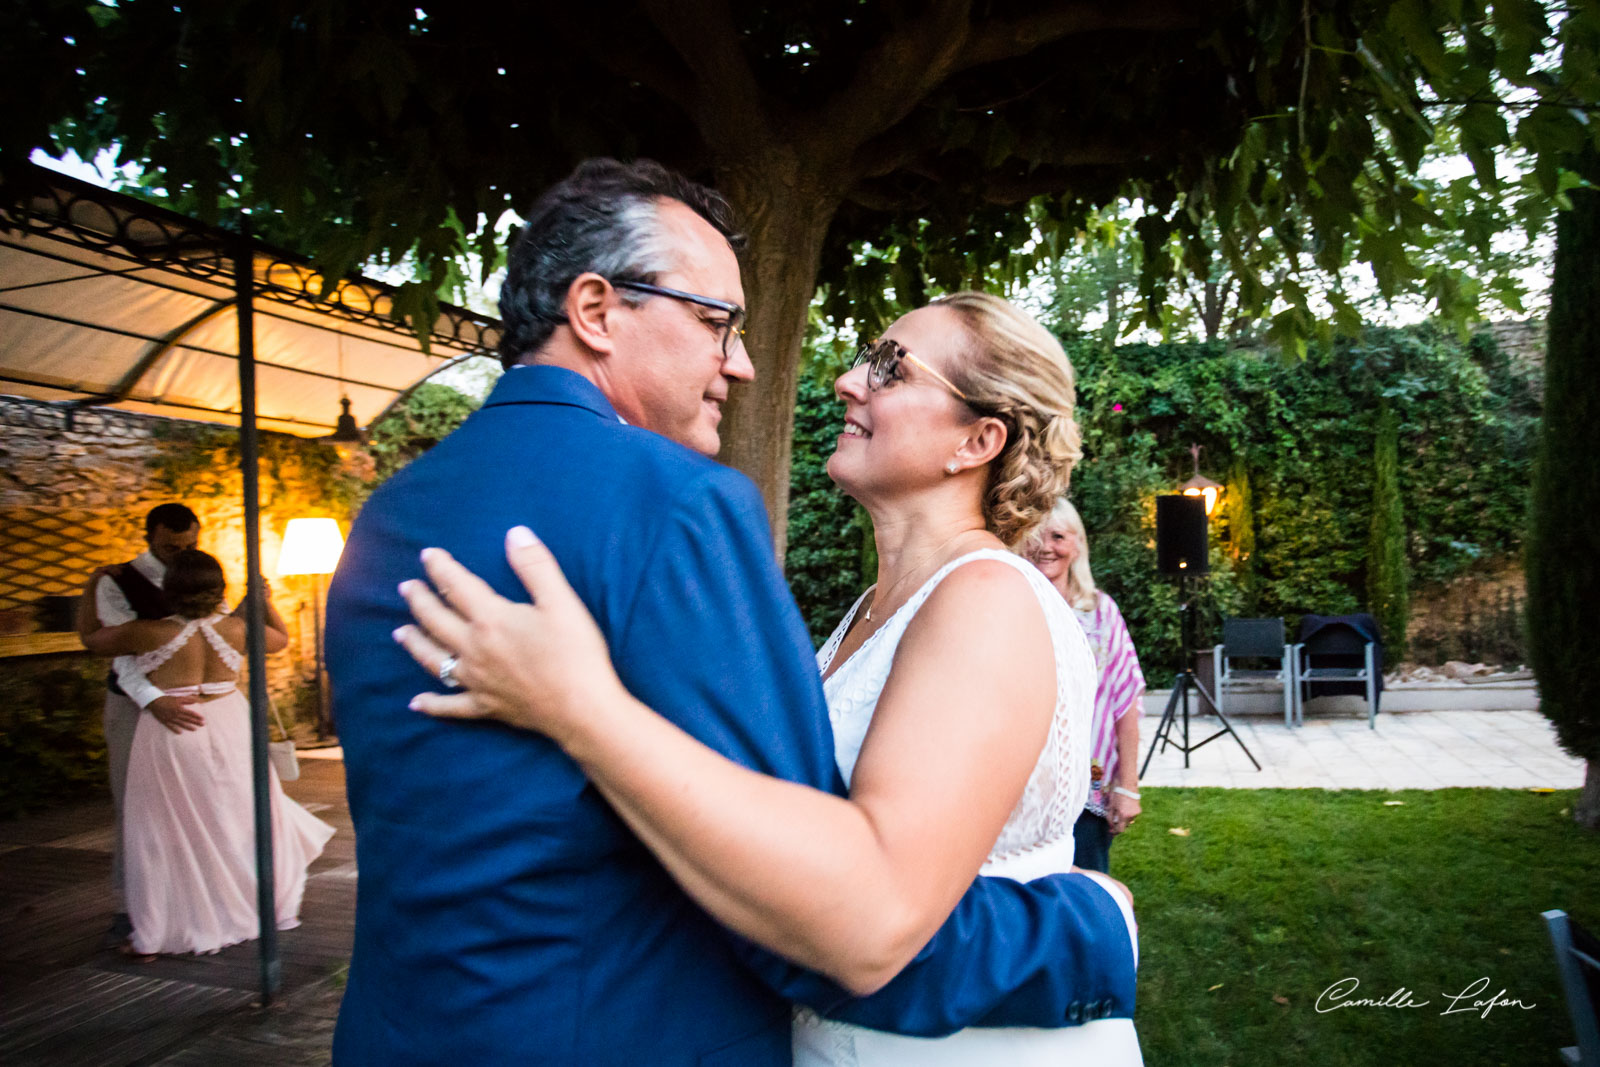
[223,583,290,653]
[399,544,1055,995]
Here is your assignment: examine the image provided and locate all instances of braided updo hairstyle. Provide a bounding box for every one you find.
[932,291,1082,547]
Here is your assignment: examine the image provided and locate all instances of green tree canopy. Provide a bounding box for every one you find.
[4,0,1597,546]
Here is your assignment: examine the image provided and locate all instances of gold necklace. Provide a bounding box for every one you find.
[863,529,985,623]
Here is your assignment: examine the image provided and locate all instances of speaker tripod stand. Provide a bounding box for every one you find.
[1140,575,1261,775]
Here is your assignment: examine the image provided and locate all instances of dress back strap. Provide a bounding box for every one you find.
[131,618,202,676]
[198,616,245,672]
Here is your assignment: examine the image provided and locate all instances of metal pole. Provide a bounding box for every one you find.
[235,222,280,1003]
[314,577,330,740]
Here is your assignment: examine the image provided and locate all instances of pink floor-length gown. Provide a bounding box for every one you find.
[122,616,335,955]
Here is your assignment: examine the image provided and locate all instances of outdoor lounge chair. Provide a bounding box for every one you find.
[1545,909,1600,1066]
[1294,613,1384,729]
[1211,617,1297,726]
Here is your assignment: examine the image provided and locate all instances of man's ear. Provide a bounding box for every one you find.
[956,415,1009,468]
[565,273,618,356]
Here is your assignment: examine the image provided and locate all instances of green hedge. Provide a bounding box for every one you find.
[0,658,110,818]
[785,374,876,647]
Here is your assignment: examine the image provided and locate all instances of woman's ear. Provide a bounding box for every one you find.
[955,415,1008,469]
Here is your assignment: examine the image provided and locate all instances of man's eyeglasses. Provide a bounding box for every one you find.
[852,338,972,403]
[613,280,747,360]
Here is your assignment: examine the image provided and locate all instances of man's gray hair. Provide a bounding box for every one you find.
[498,159,743,368]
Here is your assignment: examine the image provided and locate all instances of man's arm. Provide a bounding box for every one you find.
[608,467,1135,1034]
[80,567,131,637]
[112,654,170,711]
[80,569,202,729]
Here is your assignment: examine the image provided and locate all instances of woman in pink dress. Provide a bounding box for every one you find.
[1024,498,1146,873]
[84,549,335,957]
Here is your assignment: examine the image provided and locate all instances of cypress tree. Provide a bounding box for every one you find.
[1366,401,1410,663]
[1225,456,1257,610]
[1226,457,1256,564]
[1527,152,1600,829]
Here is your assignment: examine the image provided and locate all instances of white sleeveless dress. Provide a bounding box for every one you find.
[122,615,335,955]
[792,550,1143,1066]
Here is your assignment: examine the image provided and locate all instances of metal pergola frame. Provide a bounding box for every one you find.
[0,162,503,1002]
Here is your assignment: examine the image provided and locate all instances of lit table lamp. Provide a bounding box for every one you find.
[277,518,345,739]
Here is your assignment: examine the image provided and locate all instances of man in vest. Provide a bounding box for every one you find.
[77,502,205,942]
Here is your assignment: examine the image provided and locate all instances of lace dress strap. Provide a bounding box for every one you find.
[198,616,244,671]
[131,618,203,675]
[816,588,871,674]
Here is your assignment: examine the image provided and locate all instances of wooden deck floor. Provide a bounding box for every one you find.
[0,759,354,1065]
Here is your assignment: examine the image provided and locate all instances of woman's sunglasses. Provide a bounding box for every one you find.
[851,338,972,403]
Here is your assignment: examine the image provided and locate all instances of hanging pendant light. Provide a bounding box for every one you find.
[325,395,365,443]
[319,331,367,448]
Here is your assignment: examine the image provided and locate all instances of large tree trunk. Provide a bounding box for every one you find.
[715,156,843,560]
[1527,147,1600,830]
[1579,760,1600,831]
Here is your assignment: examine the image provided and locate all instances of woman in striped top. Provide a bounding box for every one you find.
[1024,498,1147,873]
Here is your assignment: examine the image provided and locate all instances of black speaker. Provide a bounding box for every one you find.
[1156,494,1208,576]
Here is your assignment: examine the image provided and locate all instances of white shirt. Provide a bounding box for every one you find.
[95,551,168,709]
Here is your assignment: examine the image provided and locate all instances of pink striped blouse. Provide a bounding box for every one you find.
[1072,592,1147,816]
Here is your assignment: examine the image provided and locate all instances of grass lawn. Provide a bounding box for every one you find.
[1114,788,1600,1067]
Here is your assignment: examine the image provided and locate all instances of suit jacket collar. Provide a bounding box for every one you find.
[484,364,622,422]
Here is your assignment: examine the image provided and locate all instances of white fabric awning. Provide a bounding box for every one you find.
[0,164,501,436]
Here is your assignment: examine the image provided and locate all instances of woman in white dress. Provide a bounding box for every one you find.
[396,292,1141,1063]
[84,549,335,957]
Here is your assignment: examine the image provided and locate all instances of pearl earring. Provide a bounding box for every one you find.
[946,461,958,474]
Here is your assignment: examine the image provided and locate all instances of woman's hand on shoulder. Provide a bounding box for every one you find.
[394,527,625,744]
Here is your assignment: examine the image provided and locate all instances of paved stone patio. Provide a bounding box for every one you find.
[1138,708,1586,790]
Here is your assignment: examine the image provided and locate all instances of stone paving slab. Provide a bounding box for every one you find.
[1138,709,1586,789]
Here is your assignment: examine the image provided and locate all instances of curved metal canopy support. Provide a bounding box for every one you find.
[73,298,235,407]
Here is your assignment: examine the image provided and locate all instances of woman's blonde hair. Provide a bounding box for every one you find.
[932,291,1082,546]
[1033,497,1098,610]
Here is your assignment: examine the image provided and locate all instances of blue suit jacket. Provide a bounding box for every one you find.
[327,366,1135,1066]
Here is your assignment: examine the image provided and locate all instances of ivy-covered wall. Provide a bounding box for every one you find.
[783,324,1541,684]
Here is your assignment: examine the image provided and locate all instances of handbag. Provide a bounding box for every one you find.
[269,699,300,782]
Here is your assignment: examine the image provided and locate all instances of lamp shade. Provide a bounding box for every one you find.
[277,518,346,576]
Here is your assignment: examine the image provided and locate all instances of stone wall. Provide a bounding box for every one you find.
[0,395,366,725]
[1484,318,1546,382]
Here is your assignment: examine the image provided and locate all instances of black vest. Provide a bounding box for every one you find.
[105,561,172,696]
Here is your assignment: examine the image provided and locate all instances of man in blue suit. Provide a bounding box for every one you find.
[327,158,1135,1066]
